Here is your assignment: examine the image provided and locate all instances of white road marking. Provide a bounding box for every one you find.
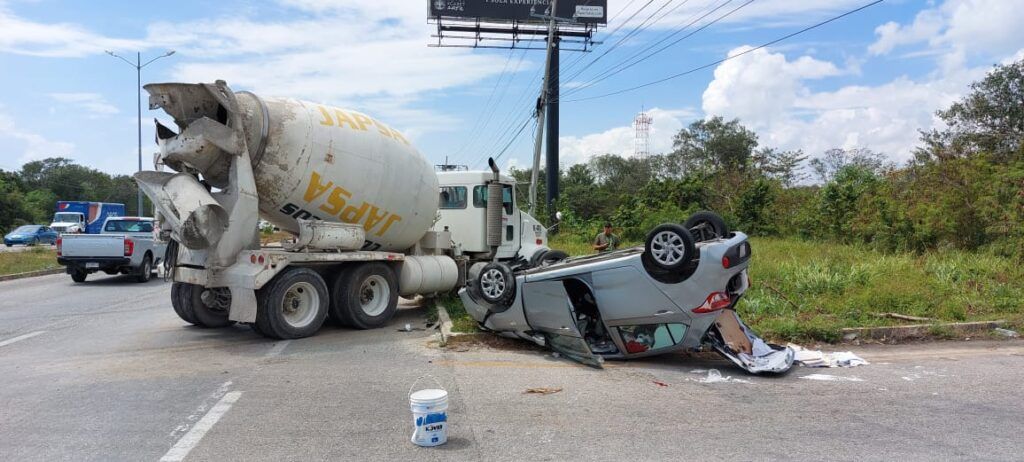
[160,391,242,462]
[265,340,291,358]
[0,330,45,347]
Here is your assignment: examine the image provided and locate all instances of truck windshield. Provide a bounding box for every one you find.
[53,213,81,222]
[104,220,153,233]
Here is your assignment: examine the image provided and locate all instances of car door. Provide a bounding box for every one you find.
[521,279,603,368]
[590,266,692,356]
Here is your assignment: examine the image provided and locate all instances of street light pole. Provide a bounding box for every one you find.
[106,50,175,216]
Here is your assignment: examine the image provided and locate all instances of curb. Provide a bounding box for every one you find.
[0,267,63,283]
[436,304,455,346]
[841,320,1007,342]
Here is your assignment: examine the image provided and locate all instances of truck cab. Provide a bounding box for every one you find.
[51,211,86,234]
[433,171,548,264]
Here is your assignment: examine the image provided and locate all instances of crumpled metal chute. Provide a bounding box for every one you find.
[134,171,228,250]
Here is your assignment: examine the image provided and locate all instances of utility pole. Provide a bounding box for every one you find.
[529,0,559,220]
[545,36,560,226]
[106,50,176,216]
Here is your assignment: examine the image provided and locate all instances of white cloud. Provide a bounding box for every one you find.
[0,109,75,168]
[49,93,119,118]
[870,0,1024,61]
[701,45,989,163]
[559,107,695,165]
[0,4,142,57]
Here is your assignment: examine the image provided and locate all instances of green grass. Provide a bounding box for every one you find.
[0,246,60,276]
[437,235,1023,344]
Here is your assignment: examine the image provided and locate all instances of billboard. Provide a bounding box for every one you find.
[429,0,607,25]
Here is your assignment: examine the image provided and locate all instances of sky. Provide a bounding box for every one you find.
[0,0,1022,177]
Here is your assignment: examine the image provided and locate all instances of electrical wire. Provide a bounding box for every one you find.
[563,0,884,103]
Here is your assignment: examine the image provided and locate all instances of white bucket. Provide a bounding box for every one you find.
[409,376,449,447]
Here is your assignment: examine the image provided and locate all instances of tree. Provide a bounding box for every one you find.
[920,59,1024,162]
[809,148,886,183]
[665,116,759,176]
[752,147,808,186]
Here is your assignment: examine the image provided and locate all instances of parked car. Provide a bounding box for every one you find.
[460,212,794,374]
[57,217,167,283]
[4,225,59,246]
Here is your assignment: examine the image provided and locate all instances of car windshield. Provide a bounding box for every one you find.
[12,225,40,234]
[104,220,153,233]
[53,213,80,222]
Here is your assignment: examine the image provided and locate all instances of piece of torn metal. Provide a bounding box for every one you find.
[789,344,869,368]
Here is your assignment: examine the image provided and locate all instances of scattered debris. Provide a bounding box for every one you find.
[798,374,864,382]
[694,369,752,384]
[872,312,935,322]
[790,344,869,367]
[994,328,1019,338]
[652,380,669,387]
[523,387,563,395]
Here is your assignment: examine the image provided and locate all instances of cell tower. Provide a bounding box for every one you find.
[633,108,653,159]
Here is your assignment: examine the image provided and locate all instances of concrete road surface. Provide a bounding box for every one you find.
[2,273,1023,461]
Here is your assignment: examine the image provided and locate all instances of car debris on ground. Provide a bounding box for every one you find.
[789,344,869,367]
[523,387,563,395]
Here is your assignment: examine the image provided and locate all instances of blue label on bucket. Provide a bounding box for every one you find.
[416,412,448,426]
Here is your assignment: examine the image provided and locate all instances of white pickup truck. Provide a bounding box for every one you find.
[57,217,166,283]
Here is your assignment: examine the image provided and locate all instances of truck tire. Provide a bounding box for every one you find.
[135,254,153,283]
[255,267,330,339]
[330,263,398,330]
[531,249,569,267]
[178,283,235,328]
[683,211,729,242]
[477,262,516,307]
[70,269,87,283]
[644,223,696,272]
[171,282,198,325]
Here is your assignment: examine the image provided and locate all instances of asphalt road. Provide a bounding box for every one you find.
[2,272,1023,461]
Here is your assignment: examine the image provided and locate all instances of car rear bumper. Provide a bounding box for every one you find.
[58,257,132,272]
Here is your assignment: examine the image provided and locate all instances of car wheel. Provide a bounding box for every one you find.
[171,282,198,325]
[330,263,398,330]
[4,244,11,247]
[70,269,87,283]
[135,255,153,283]
[683,211,729,242]
[644,223,696,272]
[530,249,570,268]
[31,238,39,246]
[477,262,516,306]
[179,283,235,328]
[255,267,329,339]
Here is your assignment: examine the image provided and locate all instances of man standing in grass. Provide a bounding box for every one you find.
[593,222,620,253]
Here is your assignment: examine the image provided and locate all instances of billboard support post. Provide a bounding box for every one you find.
[529,0,559,219]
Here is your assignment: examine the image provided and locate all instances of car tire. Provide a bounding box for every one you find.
[683,211,729,242]
[70,269,87,283]
[171,282,198,325]
[5,244,11,247]
[330,263,398,330]
[135,254,153,283]
[31,238,39,246]
[255,267,329,339]
[644,223,696,272]
[477,262,516,306]
[530,249,570,268]
[178,283,235,328]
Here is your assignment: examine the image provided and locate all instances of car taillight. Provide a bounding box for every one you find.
[722,256,730,268]
[124,238,134,256]
[56,237,62,256]
[692,291,731,314]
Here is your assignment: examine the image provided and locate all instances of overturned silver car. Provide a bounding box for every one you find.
[460,213,795,374]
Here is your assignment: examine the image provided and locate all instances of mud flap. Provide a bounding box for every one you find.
[707,310,794,374]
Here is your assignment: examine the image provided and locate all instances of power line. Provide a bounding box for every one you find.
[564,0,885,103]
[493,116,536,162]
[560,0,651,75]
[563,0,750,97]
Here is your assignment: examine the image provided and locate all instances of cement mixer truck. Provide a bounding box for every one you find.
[136,81,559,339]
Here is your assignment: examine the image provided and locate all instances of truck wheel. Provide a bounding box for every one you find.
[683,211,729,242]
[477,262,516,306]
[171,282,198,325]
[331,263,398,330]
[644,223,696,272]
[135,254,153,283]
[179,283,235,328]
[70,269,87,283]
[256,267,329,339]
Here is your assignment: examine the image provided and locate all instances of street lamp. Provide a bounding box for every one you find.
[105,50,176,216]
